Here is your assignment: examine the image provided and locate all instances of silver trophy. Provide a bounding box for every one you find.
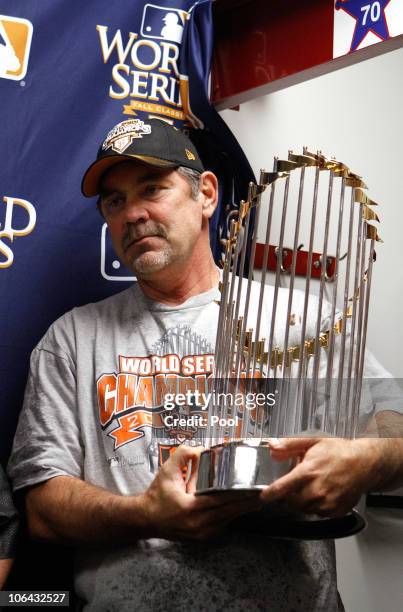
[196,149,381,538]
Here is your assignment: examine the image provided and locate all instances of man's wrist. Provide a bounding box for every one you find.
[351,437,403,492]
[121,491,161,541]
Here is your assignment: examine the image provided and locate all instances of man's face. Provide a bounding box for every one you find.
[98,161,206,278]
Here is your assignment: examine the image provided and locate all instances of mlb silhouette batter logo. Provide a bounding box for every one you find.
[0,15,33,80]
[140,4,187,44]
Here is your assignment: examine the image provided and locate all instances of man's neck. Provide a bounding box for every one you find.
[137,259,220,306]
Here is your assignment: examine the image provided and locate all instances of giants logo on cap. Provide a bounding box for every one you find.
[0,15,33,81]
[102,119,151,154]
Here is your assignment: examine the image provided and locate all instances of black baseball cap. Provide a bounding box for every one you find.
[81,118,204,197]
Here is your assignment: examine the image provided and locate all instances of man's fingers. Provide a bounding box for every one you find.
[172,444,204,465]
[186,448,206,493]
[186,467,198,494]
[260,462,307,503]
[163,445,204,480]
[269,437,321,457]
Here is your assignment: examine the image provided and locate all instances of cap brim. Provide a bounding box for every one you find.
[81,154,178,197]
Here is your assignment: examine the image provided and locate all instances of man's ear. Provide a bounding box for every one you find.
[199,171,218,219]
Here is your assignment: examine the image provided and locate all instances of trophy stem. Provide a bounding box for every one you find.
[208,231,232,446]
[351,218,368,436]
[308,169,334,430]
[344,203,363,437]
[217,230,241,444]
[238,183,263,440]
[336,186,356,435]
[353,236,375,436]
[322,176,346,433]
[251,162,278,440]
[220,190,253,443]
[269,173,291,437]
[293,156,321,433]
[249,174,274,383]
[276,163,306,437]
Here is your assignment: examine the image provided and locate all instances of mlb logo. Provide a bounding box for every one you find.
[0,15,33,81]
[140,4,187,44]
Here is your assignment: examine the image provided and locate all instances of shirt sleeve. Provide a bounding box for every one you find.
[314,342,403,436]
[301,297,403,436]
[0,466,18,558]
[8,338,84,492]
[358,350,403,437]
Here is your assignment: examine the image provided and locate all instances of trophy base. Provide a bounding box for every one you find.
[195,441,366,540]
[230,507,365,540]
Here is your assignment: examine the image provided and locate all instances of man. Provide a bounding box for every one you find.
[0,465,18,589]
[8,118,403,610]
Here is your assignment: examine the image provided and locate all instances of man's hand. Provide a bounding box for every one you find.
[260,437,387,517]
[142,445,262,541]
[26,445,262,546]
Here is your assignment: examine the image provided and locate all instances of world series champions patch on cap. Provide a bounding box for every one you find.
[81,118,204,197]
[102,119,152,153]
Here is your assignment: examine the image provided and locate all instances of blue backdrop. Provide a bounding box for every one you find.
[0,0,254,461]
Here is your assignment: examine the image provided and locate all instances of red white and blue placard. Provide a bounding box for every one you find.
[334,0,403,57]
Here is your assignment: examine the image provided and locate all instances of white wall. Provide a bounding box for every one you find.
[220,47,403,379]
[335,507,403,612]
[219,46,403,612]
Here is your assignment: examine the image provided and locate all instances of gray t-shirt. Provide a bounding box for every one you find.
[8,281,398,610]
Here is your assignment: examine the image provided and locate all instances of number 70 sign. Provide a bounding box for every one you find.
[333,0,403,57]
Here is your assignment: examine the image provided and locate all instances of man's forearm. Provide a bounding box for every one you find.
[364,410,403,491]
[25,448,263,547]
[26,476,150,546]
[0,558,13,589]
[364,437,403,492]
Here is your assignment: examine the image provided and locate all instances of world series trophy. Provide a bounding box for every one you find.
[195,149,382,538]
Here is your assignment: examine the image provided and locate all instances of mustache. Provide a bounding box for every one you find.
[121,223,167,252]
